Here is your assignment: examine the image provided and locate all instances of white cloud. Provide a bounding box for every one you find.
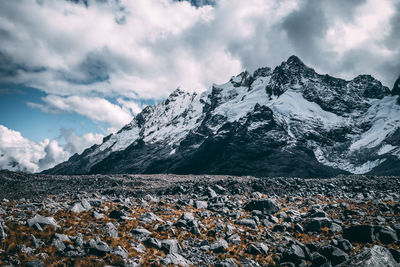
[27,95,133,131]
[0,0,399,140]
[0,124,103,173]
[59,128,104,155]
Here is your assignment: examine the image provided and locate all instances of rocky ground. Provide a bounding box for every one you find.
[0,171,400,266]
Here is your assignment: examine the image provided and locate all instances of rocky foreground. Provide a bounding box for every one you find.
[0,171,400,266]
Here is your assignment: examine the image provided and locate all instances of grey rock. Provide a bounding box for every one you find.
[54,233,71,242]
[89,237,111,256]
[139,212,164,224]
[71,203,86,213]
[27,215,60,228]
[112,245,128,259]
[210,238,229,253]
[215,258,238,267]
[75,233,84,248]
[143,237,161,249]
[227,234,241,245]
[244,199,280,215]
[195,200,208,209]
[105,222,118,238]
[163,253,191,267]
[53,239,66,252]
[93,211,104,219]
[26,260,45,267]
[132,228,152,238]
[235,218,257,228]
[0,220,7,240]
[161,239,180,254]
[281,244,305,265]
[346,245,398,266]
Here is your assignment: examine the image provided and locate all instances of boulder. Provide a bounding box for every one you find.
[244,199,280,215]
[27,215,60,229]
[343,225,375,243]
[346,245,398,266]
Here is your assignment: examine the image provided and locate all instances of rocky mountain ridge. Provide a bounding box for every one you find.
[44,56,400,177]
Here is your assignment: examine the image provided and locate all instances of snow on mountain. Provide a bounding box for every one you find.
[44,56,400,177]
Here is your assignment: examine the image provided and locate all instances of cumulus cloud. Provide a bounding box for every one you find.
[59,128,104,155]
[0,0,399,152]
[27,95,133,132]
[0,125,103,173]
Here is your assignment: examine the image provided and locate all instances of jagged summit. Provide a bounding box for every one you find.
[43,56,400,177]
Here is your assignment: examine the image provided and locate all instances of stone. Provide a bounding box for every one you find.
[227,234,241,244]
[27,215,60,228]
[319,245,348,266]
[139,212,164,224]
[161,239,180,254]
[26,260,45,267]
[195,200,208,209]
[389,248,400,263]
[112,245,128,259]
[343,225,375,243]
[109,209,126,220]
[347,245,398,266]
[247,244,262,255]
[89,237,111,256]
[376,227,398,244]
[143,237,161,249]
[305,217,332,232]
[243,199,280,215]
[215,258,238,267]
[54,233,70,242]
[206,187,218,198]
[235,218,257,228]
[294,223,304,233]
[105,222,118,238]
[311,252,327,267]
[0,220,7,240]
[329,223,342,234]
[132,228,152,237]
[53,239,66,252]
[336,239,352,253]
[93,211,104,219]
[71,203,86,213]
[281,244,305,265]
[163,253,191,267]
[210,239,229,253]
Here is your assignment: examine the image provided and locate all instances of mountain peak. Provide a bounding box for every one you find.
[286,55,305,67]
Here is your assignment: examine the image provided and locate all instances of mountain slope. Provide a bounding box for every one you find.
[44,56,400,177]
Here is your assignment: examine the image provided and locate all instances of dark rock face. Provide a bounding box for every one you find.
[43,55,400,177]
[392,76,400,96]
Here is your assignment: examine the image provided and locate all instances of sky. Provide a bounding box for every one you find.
[0,0,399,173]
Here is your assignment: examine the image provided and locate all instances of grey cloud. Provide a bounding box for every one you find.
[385,2,400,50]
[281,0,328,58]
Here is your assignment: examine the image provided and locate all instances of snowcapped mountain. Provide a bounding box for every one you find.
[44,56,400,177]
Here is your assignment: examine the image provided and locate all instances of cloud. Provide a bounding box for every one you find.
[59,128,104,155]
[0,125,47,172]
[0,124,103,173]
[27,95,133,131]
[0,0,399,133]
